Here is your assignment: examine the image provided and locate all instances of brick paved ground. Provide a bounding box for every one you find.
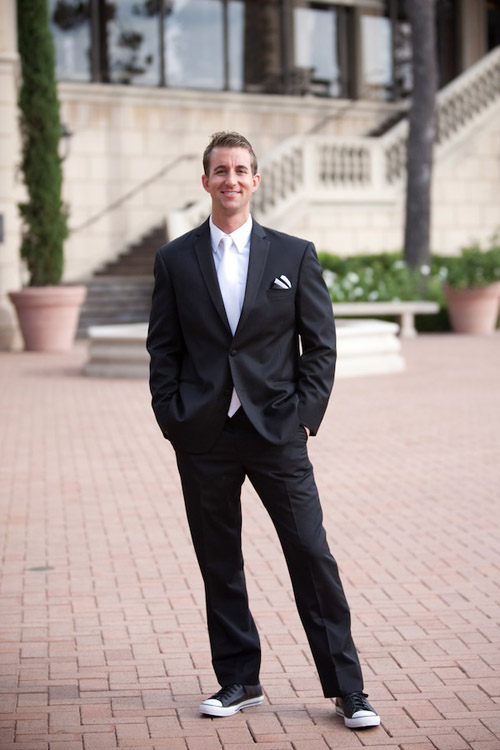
[0,333,499,750]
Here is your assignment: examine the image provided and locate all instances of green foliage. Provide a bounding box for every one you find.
[444,236,500,289]
[17,0,69,286]
[318,251,448,306]
[318,251,452,331]
[318,240,500,332]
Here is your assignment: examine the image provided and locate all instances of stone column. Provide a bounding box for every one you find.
[0,0,23,349]
[457,0,487,71]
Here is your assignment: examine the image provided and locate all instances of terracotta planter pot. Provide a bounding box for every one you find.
[9,285,87,352]
[443,283,500,335]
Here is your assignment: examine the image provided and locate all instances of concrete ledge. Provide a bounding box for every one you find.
[335,319,405,378]
[333,300,439,337]
[84,323,149,378]
[84,319,404,379]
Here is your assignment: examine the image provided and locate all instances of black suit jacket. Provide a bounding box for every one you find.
[147,218,336,453]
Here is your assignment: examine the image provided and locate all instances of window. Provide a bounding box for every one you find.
[293,3,350,98]
[488,0,500,50]
[48,0,401,101]
[164,0,224,90]
[107,1,161,86]
[360,13,393,101]
[49,0,92,82]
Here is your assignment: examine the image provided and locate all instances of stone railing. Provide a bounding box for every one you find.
[167,46,500,236]
[253,135,391,224]
[382,44,500,184]
[436,44,500,144]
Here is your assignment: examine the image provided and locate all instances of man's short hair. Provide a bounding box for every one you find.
[203,131,258,176]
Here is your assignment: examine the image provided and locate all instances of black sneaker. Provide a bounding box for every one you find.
[200,683,264,717]
[335,692,380,729]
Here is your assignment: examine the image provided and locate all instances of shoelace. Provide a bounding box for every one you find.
[343,691,370,712]
[213,684,243,702]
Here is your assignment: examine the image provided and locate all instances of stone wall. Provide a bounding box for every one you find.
[432,103,500,253]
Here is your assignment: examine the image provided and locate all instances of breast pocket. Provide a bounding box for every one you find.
[267,289,294,301]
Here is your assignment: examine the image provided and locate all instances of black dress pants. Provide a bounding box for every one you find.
[175,409,363,698]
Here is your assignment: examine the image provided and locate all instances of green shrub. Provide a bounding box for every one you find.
[17,0,68,286]
[444,238,500,289]
[317,251,452,332]
[318,251,449,306]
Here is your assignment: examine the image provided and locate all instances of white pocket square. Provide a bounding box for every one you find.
[272,275,292,290]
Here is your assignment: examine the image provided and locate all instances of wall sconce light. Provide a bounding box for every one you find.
[59,123,73,160]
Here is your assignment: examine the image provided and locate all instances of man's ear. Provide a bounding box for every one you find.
[252,173,261,192]
[201,174,210,192]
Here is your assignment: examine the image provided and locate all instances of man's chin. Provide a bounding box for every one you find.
[220,200,244,214]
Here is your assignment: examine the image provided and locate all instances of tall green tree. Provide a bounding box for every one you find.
[17,0,68,286]
[403,0,438,268]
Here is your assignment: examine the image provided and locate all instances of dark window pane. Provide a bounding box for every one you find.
[488,0,500,50]
[49,0,92,81]
[240,0,283,93]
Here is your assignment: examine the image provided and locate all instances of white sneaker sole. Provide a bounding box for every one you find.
[336,707,381,729]
[200,694,264,717]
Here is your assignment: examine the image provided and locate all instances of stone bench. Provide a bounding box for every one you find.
[333,300,440,337]
[84,319,404,379]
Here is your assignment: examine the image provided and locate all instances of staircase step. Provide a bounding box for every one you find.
[96,224,166,276]
[77,224,164,335]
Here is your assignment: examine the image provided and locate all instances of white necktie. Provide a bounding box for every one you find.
[217,235,241,335]
[217,235,242,417]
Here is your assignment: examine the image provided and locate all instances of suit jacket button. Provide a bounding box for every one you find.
[230,349,238,356]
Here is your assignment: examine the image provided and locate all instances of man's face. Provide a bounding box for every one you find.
[202,146,260,219]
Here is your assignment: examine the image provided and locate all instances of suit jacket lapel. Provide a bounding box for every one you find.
[193,220,230,331]
[237,221,269,333]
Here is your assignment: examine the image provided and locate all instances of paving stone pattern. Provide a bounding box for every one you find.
[0,333,499,750]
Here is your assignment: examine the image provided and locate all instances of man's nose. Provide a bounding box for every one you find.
[225,170,237,185]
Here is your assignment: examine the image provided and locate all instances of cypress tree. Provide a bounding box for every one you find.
[17,0,68,286]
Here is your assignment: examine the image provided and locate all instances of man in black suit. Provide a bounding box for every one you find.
[147,132,380,730]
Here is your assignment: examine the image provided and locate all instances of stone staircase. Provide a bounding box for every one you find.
[77,223,166,337]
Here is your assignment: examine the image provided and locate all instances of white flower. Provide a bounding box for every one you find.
[346,272,359,283]
[368,290,379,300]
[322,270,336,284]
[420,264,431,276]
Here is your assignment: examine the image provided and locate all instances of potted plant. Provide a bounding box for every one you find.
[8,0,86,352]
[443,240,500,334]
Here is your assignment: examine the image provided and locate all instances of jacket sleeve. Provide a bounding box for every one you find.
[146,249,184,438]
[295,243,336,435]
